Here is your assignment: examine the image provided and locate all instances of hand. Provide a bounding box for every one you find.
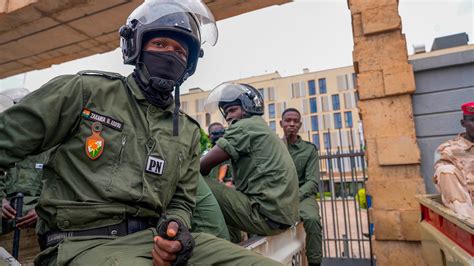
[2,198,16,220]
[16,209,38,229]
[152,221,182,266]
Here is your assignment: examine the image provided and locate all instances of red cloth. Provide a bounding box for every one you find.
[462,102,474,115]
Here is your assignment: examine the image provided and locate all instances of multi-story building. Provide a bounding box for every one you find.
[181,65,362,152]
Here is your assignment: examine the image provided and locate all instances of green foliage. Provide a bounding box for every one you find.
[316,192,332,199]
[200,128,211,154]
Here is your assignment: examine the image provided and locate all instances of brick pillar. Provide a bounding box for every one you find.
[348,1,427,265]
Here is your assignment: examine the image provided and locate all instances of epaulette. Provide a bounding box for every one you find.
[303,140,319,151]
[77,70,125,81]
[179,110,201,129]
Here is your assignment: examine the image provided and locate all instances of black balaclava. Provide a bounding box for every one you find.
[133,31,189,109]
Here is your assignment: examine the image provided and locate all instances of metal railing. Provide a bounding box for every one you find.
[316,128,374,265]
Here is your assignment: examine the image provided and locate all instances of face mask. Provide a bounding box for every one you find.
[141,51,187,83]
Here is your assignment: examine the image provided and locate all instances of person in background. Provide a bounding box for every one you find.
[280,108,323,266]
[207,122,233,187]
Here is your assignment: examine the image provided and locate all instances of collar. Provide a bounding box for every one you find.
[282,135,303,148]
[126,74,175,114]
[458,133,474,151]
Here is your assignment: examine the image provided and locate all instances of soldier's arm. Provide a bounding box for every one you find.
[0,75,86,169]
[200,146,230,176]
[298,146,320,201]
[434,163,474,218]
[165,128,201,228]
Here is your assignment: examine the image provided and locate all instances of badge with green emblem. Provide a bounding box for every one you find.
[85,122,104,160]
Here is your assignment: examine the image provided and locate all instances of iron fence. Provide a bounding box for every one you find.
[316,128,374,266]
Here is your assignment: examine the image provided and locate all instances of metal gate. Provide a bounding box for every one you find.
[316,128,374,266]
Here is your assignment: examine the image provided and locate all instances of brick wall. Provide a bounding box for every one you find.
[348,1,427,265]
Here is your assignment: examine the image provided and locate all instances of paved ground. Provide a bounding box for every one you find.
[318,199,371,259]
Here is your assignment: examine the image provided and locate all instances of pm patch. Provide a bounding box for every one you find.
[145,156,165,175]
[82,108,124,131]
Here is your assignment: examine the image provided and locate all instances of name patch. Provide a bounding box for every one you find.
[145,156,165,175]
[35,163,43,169]
[82,109,123,131]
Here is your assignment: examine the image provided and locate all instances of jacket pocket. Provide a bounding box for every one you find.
[56,204,126,231]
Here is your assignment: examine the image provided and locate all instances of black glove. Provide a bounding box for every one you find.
[157,218,195,266]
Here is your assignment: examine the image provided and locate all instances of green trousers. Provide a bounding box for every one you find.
[300,196,322,264]
[191,176,230,241]
[34,229,282,265]
[205,179,283,240]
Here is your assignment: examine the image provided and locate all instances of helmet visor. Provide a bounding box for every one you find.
[204,82,253,113]
[128,0,218,46]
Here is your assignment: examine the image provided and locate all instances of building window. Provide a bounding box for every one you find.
[332,94,340,110]
[344,92,354,109]
[323,132,331,149]
[267,87,275,101]
[322,114,331,130]
[181,101,188,113]
[276,101,287,118]
[312,133,320,149]
[205,113,211,127]
[334,112,342,129]
[355,91,359,103]
[321,96,330,112]
[311,115,319,131]
[309,98,317,113]
[195,98,205,112]
[308,80,316,95]
[269,120,276,131]
[319,78,327,94]
[291,82,306,98]
[268,103,276,119]
[352,73,357,89]
[337,74,348,91]
[344,111,353,128]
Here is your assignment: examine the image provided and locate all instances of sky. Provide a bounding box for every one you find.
[0,0,473,93]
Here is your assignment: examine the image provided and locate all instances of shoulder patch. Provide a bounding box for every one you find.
[77,70,124,81]
[179,110,201,129]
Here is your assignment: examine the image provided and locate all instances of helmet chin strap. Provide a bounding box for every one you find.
[173,84,181,136]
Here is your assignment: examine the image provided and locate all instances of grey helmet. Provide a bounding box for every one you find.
[119,0,218,83]
[205,82,264,118]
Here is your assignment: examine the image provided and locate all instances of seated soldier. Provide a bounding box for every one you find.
[207,122,233,187]
[1,152,50,235]
[200,82,299,243]
[280,108,322,266]
[433,101,474,218]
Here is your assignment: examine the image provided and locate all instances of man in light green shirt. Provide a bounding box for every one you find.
[201,82,299,243]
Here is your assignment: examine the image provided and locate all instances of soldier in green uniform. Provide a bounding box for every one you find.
[0,1,280,265]
[206,122,234,186]
[280,108,323,266]
[200,82,300,243]
[0,90,50,235]
[1,152,49,234]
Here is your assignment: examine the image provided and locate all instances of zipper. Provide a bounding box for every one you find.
[107,134,127,192]
[176,153,183,180]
